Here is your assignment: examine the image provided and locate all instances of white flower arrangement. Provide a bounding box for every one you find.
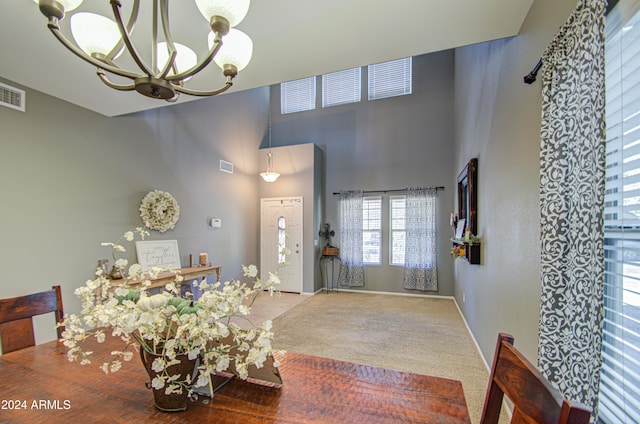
[139,190,180,233]
[61,228,281,398]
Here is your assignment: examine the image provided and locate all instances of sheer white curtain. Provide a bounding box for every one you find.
[403,187,438,291]
[338,190,365,287]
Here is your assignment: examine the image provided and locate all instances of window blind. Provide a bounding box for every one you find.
[280,76,316,114]
[362,196,381,264]
[390,196,406,265]
[600,0,640,422]
[322,67,361,108]
[368,57,412,101]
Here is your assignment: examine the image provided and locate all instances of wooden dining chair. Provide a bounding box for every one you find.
[480,333,591,424]
[0,285,64,354]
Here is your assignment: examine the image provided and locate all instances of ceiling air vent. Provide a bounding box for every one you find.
[219,160,234,174]
[0,82,25,112]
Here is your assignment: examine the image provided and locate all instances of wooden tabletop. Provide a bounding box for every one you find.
[0,337,470,423]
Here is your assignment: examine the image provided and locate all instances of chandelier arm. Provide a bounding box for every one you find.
[159,50,178,80]
[97,70,137,91]
[173,79,233,97]
[47,20,139,80]
[157,0,177,79]
[111,0,154,77]
[106,0,140,62]
[166,33,223,82]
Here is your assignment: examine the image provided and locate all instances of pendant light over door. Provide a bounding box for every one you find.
[260,121,280,182]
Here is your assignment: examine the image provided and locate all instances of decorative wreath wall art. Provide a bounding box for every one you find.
[139,190,180,233]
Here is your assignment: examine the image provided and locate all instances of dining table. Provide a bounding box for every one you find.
[0,336,471,423]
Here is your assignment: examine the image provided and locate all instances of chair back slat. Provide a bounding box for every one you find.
[480,333,591,424]
[0,290,59,322]
[0,319,36,353]
[493,342,565,423]
[0,286,64,354]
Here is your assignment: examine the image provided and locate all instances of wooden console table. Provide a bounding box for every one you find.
[0,337,471,423]
[120,265,222,290]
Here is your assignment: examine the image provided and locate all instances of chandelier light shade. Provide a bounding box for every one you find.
[195,0,250,27]
[70,13,121,58]
[35,0,253,101]
[49,0,83,12]
[260,153,280,182]
[156,42,198,78]
[209,28,253,73]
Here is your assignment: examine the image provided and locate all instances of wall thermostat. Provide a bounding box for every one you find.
[210,218,222,228]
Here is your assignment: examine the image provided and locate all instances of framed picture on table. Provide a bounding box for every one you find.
[135,240,181,271]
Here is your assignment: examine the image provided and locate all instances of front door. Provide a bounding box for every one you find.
[260,197,303,293]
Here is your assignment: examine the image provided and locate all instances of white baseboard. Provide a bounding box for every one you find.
[453,298,513,420]
[333,288,456,300]
[452,298,491,372]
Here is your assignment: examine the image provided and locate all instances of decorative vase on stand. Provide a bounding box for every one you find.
[139,349,198,412]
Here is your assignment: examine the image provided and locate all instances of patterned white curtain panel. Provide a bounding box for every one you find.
[338,190,365,287]
[538,0,606,420]
[403,187,438,291]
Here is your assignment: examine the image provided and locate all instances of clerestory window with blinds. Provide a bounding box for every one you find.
[368,57,412,101]
[280,76,316,114]
[600,0,640,422]
[322,67,361,108]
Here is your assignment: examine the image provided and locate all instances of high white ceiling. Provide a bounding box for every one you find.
[1,1,534,117]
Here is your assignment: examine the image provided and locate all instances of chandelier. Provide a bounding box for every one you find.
[35,0,253,101]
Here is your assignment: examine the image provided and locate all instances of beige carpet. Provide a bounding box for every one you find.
[264,292,509,424]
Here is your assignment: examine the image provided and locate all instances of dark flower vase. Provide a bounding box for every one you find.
[139,349,198,412]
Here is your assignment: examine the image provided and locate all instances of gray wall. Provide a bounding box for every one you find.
[0,77,269,349]
[453,0,578,364]
[269,51,456,296]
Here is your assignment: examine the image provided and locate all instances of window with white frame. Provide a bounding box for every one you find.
[600,0,640,422]
[322,67,361,108]
[280,76,316,114]
[362,196,382,264]
[368,57,412,101]
[390,196,406,265]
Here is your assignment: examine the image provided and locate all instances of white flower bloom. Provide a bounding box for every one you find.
[123,231,134,241]
[151,376,165,390]
[115,258,128,269]
[128,263,142,278]
[195,372,210,387]
[110,360,122,372]
[149,266,163,279]
[151,357,166,373]
[215,355,230,372]
[268,272,281,286]
[242,264,258,278]
[114,287,129,297]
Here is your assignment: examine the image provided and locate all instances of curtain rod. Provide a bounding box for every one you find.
[332,186,444,195]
